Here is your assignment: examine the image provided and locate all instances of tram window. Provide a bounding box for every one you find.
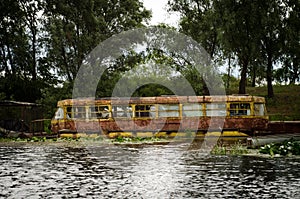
[54,108,64,119]
[89,106,97,118]
[66,106,86,118]
[112,105,132,118]
[254,103,265,116]
[229,103,251,116]
[206,103,226,116]
[183,104,203,117]
[66,107,72,118]
[135,105,153,118]
[158,104,179,117]
[74,106,86,118]
[90,106,110,119]
[149,105,156,118]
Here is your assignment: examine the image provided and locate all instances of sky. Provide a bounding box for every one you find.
[142,0,180,27]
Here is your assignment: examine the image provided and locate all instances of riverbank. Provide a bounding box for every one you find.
[1,136,300,159]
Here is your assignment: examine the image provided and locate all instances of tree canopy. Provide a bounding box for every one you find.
[0,0,151,104]
[168,0,299,97]
[0,0,299,118]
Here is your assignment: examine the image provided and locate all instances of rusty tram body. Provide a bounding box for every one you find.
[51,95,268,138]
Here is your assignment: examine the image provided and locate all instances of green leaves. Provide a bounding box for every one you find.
[168,0,299,96]
[0,0,152,120]
[259,139,300,156]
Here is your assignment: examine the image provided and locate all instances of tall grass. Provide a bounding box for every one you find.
[211,142,248,155]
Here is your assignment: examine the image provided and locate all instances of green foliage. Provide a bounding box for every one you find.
[44,0,151,83]
[132,84,173,97]
[211,142,248,156]
[28,136,43,142]
[1,0,298,122]
[0,0,151,104]
[43,119,52,134]
[259,139,300,156]
[37,83,73,118]
[0,0,50,102]
[168,0,299,97]
[211,145,227,155]
[96,44,209,97]
[222,74,240,91]
[168,0,220,57]
[229,142,249,155]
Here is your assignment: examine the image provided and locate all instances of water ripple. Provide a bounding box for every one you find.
[0,143,299,198]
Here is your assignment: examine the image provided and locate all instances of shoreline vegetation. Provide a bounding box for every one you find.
[228,85,300,121]
[1,136,300,158]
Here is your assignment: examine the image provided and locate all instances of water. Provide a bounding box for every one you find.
[0,142,299,198]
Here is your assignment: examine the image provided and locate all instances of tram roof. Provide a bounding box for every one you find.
[57,95,265,106]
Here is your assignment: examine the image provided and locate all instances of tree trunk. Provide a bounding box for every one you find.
[266,53,274,98]
[202,78,209,96]
[226,56,231,89]
[31,28,37,81]
[239,58,248,94]
[251,65,256,87]
[291,57,299,85]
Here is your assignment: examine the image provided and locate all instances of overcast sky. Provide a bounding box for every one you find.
[142,0,180,27]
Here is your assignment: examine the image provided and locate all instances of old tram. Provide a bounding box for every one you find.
[51,95,268,138]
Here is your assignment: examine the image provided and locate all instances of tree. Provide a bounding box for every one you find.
[253,0,287,98]
[168,0,220,58]
[44,0,151,83]
[167,0,222,95]
[0,0,151,109]
[248,58,266,87]
[215,0,263,94]
[280,0,300,85]
[168,0,260,94]
[168,0,298,97]
[0,0,46,102]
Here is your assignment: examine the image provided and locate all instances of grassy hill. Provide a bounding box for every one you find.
[227,85,300,121]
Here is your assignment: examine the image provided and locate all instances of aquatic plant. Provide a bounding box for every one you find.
[259,138,300,156]
[27,136,47,142]
[211,145,227,155]
[229,142,249,155]
[211,142,248,155]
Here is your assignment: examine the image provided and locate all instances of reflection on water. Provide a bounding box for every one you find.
[0,142,299,198]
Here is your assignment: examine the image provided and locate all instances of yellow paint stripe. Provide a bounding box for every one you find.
[154,132,167,138]
[119,132,133,137]
[59,130,249,139]
[222,131,248,137]
[205,132,222,137]
[59,133,80,139]
[136,132,153,137]
[107,132,119,138]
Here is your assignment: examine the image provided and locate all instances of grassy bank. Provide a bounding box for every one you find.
[227,85,300,121]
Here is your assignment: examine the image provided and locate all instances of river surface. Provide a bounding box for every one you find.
[0,141,299,198]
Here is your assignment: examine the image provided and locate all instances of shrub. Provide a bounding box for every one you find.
[259,138,300,156]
